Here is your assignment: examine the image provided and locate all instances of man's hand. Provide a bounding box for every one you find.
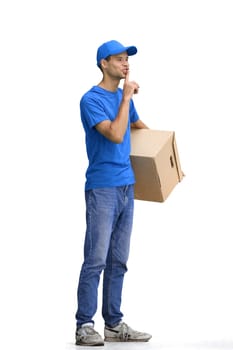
[123,70,140,100]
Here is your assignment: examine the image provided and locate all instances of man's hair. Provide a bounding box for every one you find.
[98,56,111,72]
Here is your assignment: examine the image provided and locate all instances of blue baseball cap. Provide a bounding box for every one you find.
[96,40,137,67]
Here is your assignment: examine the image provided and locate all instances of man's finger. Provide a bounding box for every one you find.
[125,70,129,82]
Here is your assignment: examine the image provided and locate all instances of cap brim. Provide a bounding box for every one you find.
[126,46,137,56]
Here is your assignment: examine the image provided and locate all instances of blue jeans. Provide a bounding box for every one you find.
[76,185,134,328]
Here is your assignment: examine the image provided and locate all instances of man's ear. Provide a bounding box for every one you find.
[101,58,108,69]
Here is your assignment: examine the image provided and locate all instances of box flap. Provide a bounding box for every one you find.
[172,133,184,182]
[130,129,174,157]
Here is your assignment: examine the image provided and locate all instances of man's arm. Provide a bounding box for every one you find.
[131,119,149,129]
[95,72,140,143]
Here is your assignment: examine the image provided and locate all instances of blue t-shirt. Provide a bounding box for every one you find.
[80,85,139,190]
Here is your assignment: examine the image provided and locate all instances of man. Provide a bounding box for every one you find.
[75,40,152,346]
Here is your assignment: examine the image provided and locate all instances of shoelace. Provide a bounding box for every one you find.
[117,323,130,341]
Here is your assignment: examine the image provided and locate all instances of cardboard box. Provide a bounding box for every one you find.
[130,129,184,202]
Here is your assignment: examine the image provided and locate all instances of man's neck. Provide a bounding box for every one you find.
[98,78,120,92]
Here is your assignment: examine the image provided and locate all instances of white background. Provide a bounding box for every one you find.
[1,1,233,349]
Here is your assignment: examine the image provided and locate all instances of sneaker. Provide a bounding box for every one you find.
[75,324,104,346]
[104,322,152,342]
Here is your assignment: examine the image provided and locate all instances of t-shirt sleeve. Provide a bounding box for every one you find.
[80,96,109,129]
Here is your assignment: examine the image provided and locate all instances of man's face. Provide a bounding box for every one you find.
[103,51,129,80]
